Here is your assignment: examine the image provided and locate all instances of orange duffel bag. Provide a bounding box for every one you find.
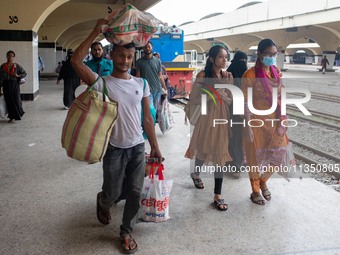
[61,77,118,163]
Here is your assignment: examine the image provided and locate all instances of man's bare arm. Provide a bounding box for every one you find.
[142,97,162,160]
[71,19,107,85]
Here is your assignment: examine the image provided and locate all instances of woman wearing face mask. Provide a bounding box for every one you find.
[241,39,288,205]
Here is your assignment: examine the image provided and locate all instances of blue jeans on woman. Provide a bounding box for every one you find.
[149,91,162,112]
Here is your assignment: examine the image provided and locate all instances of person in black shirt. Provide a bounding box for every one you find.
[227,51,248,177]
[56,50,80,109]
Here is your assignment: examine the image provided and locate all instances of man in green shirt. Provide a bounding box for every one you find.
[135,41,167,110]
[85,41,113,76]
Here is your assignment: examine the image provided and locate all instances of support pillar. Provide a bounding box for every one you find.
[276,49,286,71]
[321,51,336,71]
[56,46,63,66]
[38,42,56,73]
[62,48,67,61]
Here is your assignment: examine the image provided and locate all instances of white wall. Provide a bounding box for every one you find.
[56,49,63,66]
[0,40,39,96]
[39,47,57,73]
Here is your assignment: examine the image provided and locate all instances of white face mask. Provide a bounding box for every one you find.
[261,56,276,66]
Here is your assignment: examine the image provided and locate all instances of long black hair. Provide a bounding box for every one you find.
[204,45,227,78]
[256,38,278,69]
[257,39,276,54]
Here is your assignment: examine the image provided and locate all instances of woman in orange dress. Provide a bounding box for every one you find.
[242,39,287,205]
[185,45,233,211]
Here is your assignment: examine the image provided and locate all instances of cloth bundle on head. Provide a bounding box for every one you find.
[101,4,162,47]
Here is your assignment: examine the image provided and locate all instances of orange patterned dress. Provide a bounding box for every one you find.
[241,65,287,184]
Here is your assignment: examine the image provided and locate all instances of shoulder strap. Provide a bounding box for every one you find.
[88,76,100,91]
[101,77,108,97]
[88,77,109,101]
[142,78,146,92]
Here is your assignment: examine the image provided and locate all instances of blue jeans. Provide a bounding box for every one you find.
[100,143,145,236]
[149,91,162,111]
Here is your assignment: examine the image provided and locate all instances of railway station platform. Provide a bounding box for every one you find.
[1,76,340,255]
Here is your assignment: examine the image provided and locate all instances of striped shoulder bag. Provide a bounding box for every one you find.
[61,77,118,163]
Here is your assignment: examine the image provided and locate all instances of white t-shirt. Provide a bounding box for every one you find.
[93,74,150,148]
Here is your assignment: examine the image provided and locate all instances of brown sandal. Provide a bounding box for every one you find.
[96,192,111,225]
[261,189,272,201]
[191,173,204,189]
[250,192,265,205]
[120,234,138,254]
[214,199,228,211]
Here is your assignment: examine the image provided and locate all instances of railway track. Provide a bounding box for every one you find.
[290,139,340,178]
[287,92,340,104]
[309,91,340,101]
[286,105,340,122]
[293,152,340,179]
[286,112,340,130]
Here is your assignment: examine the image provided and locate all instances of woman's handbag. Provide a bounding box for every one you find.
[61,77,118,163]
[0,96,7,118]
[18,78,26,85]
[139,164,173,222]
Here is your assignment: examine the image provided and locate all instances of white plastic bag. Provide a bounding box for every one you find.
[157,96,175,133]
[285,142,296,170]
[0,96,7,118]
[139,164,173,222]
[278,141,296,181]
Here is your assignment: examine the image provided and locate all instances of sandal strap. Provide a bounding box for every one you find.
[262,189,271,196]
[215,199,225,206]
[191,173,204,189]
[214,199,228,211]
[120,235,138,253]
[251,193,265,202]
[194,178,202,184]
